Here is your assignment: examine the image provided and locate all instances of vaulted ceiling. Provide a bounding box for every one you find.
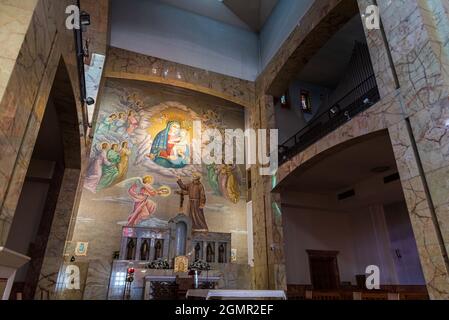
[155,0,279,32]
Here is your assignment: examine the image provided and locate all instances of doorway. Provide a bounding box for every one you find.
[307,250,340,290]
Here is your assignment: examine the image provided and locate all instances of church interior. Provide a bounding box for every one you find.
[1,0,449,301]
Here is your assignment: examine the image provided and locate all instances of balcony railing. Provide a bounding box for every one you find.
[279,75,380,165]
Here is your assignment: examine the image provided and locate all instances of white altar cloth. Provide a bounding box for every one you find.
[186,289,287,300]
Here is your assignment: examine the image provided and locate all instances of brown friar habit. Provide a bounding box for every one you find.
[177,179,208,231]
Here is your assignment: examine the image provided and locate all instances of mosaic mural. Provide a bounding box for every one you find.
[79,79,248,262]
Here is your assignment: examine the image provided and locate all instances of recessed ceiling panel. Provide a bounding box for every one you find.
[155,0,279,32]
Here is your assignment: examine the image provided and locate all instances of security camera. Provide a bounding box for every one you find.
[86,97,95,105]
[363,98,372,105]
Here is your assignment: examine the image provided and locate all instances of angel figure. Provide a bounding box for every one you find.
[120,175,171,227]
[218,164,241,204]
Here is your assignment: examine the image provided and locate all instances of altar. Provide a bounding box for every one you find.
[185,290,287,300]
[144,275,221,300]
[107,214,233,300]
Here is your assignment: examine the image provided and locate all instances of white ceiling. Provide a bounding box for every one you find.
[154,0,279,32]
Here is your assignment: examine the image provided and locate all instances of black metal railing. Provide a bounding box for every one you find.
[278,75,380,165]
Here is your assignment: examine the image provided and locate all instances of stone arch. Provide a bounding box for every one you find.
[276,129,390,188]
[275,129,428,296]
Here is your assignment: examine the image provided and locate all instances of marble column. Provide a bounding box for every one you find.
[35,168,81,300]
[361,0,449,299]
[250,93,286,290]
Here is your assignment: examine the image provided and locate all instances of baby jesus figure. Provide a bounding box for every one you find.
[169,129,189,161]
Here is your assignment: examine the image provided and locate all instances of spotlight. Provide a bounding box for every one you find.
[329,104,340,118]
[86,97,95,105]
[80,11,91,27]
[330,105,340,114]
[79,11,91,32]
[363,98,373,105]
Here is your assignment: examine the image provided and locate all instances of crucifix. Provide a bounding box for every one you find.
[176,190,188,213]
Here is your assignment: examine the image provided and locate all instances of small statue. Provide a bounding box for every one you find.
[206,243,214,263]
[126,238,136,260]
[218,244,225,263]
[140,239,149,261]
[194,243,201,261]
[154,240,163,260]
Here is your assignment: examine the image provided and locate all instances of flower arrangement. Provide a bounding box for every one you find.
[148,258,170,270]
[189,259,211,271]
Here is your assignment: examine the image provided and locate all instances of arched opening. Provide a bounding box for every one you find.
[5,59,81,300]
[276,131,428,300]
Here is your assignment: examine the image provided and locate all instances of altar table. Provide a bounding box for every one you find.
[186,290,287,300]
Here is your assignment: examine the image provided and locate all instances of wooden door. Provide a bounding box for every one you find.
[307,250,340,290]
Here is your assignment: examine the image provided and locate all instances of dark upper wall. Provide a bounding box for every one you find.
[275,80,330,144]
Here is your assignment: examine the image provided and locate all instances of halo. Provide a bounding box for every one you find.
[143,175,154,184]
[158,185,172,197]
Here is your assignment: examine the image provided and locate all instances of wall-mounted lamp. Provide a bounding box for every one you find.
[80,11,91,31]
[329,104,341,118]
[363,97,373,106]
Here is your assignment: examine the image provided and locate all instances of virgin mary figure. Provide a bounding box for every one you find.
[148,121,190,169]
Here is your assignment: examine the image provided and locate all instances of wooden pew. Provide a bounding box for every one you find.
[309,291,342,300]
[287,284,430,300]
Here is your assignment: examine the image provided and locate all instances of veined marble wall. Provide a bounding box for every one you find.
[250,0,360,292]
[0,0,36,104]
[0,0,87,247]
[378,0,449,299]
[0,0,113,300]
[254,0,449,299]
